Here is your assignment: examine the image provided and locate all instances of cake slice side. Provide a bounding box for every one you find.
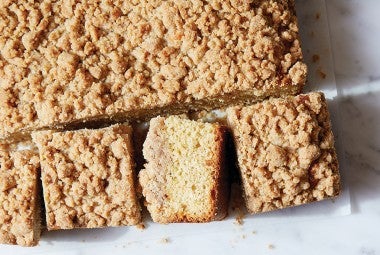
[139,116,229,223]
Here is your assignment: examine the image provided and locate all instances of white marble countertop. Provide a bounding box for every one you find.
[1,1,379,254]
[323,0,380,253]
[260,0,380,253]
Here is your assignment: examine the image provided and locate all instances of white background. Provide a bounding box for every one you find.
[2,0,380,254]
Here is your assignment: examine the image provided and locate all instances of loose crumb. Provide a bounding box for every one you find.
[268,244,275,250]
[312,54,320,63]
[234,213,245,226]
[318,68,327,79]
[136,223,146,230]
[252,231,257,235]
[241,234,246,239]
[315,12,320,20]
[230,182,247,226]
[159,237,170,244]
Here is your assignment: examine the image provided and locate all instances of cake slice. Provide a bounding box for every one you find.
[1,0,307,140]
[226,92,341,213]
[0,145,41,246]
[139,116,229,223]
[31,125,141,230]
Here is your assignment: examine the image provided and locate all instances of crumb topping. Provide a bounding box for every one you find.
[0,149,40,246]
[32,125,141,229]
[227,92,340,213]
[0,0,306,138]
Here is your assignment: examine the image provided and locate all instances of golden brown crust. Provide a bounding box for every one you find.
[227,92,340,214]
[211,126,230,221]
[139,116,229,223]
[0,0,307,139]
[32,125,141,230]
[0,148,41,246]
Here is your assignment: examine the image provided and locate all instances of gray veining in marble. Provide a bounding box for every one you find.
[0,0,379,254]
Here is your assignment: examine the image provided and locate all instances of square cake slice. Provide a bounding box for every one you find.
[0,145,41,246]
[139,116,229,223]
[32,125,141,230]
[226,92,341,214]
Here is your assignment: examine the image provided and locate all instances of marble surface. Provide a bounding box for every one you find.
[325,0,380,253]
[1,0,379,254]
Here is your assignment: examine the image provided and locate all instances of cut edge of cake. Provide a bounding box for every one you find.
[139,116,230,223]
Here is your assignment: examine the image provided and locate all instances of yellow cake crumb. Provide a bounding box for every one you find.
[139,116,229,223]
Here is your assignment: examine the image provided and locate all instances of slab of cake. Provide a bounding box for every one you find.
[0,0,306,140]
[0,0,341,248]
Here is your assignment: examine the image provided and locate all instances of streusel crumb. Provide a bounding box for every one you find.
[0,0,307,139]
[227,92,340,213]
[0,147,41,246]
[32,125,141,229]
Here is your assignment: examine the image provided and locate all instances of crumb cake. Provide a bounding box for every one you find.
[0,145,41,246]
[0,0,307,139]
[226,92,340,213]
[139,116,229,223]
[31,125,141,230]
